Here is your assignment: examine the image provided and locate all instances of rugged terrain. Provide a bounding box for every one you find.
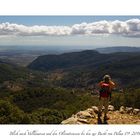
[28,50,140,88]
[0,47,140,124]
[61,105,140,124]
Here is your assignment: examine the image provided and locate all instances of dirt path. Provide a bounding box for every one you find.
[89,111,140,124]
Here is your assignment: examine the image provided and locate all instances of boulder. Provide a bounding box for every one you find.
[61,106,140,124]
[133,109,140,115]
[76,111,93,119]
[91,106,99,114]
[61,117,78,124]
[108,105,115,111]
[125,107,133,114]
[102,106,105,111]
[86,108,95,116]
[138,112,140,116]
[77,118,90,124]
[119,106,125,114]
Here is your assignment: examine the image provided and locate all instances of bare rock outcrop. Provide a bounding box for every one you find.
[61,105,140,124]
[119,106,140,115]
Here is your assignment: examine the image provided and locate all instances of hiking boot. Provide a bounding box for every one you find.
[104,115,110,120]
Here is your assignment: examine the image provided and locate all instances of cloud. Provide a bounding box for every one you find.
[0,19,140,37]
[0,22,71,36]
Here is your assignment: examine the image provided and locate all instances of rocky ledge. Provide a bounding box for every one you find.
[61,105,140,124]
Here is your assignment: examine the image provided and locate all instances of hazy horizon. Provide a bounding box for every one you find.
[0,45,140,52]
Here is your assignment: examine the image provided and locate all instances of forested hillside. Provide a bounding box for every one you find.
[28,50,140,88]
[0,49,140,124]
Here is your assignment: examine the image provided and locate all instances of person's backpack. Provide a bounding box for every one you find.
[99,82,111,98]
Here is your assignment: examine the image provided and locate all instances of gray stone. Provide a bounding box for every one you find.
[91,106,99,114]
[76,111,92,119]
[61,117,78,124]
[133,109,140,115]
[108,105,115,111]
[138,112,140,116]
[125,107,133,114]
[119,106,125,114]
[77,118,90,124]
[86,108,95,117]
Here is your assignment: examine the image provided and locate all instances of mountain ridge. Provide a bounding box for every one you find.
[95,46,140,54]
[28,50,140,88]
[28,50,140,71]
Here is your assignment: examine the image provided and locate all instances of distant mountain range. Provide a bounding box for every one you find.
[28,50,101,71]
[0,46,82,66]
[1,46,140,89]
[28,49,140,88]
[95,46,140,54]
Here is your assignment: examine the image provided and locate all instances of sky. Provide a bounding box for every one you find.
[0,16,140,50]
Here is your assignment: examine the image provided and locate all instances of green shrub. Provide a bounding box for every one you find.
[0,99,30,124]
[29,108,65,124]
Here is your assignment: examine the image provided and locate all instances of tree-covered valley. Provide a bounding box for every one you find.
[0,47,140,124]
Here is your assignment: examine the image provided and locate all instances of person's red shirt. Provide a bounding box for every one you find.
[99,81,115,97]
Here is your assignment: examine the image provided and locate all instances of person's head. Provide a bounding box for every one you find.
[103,74,111,83]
